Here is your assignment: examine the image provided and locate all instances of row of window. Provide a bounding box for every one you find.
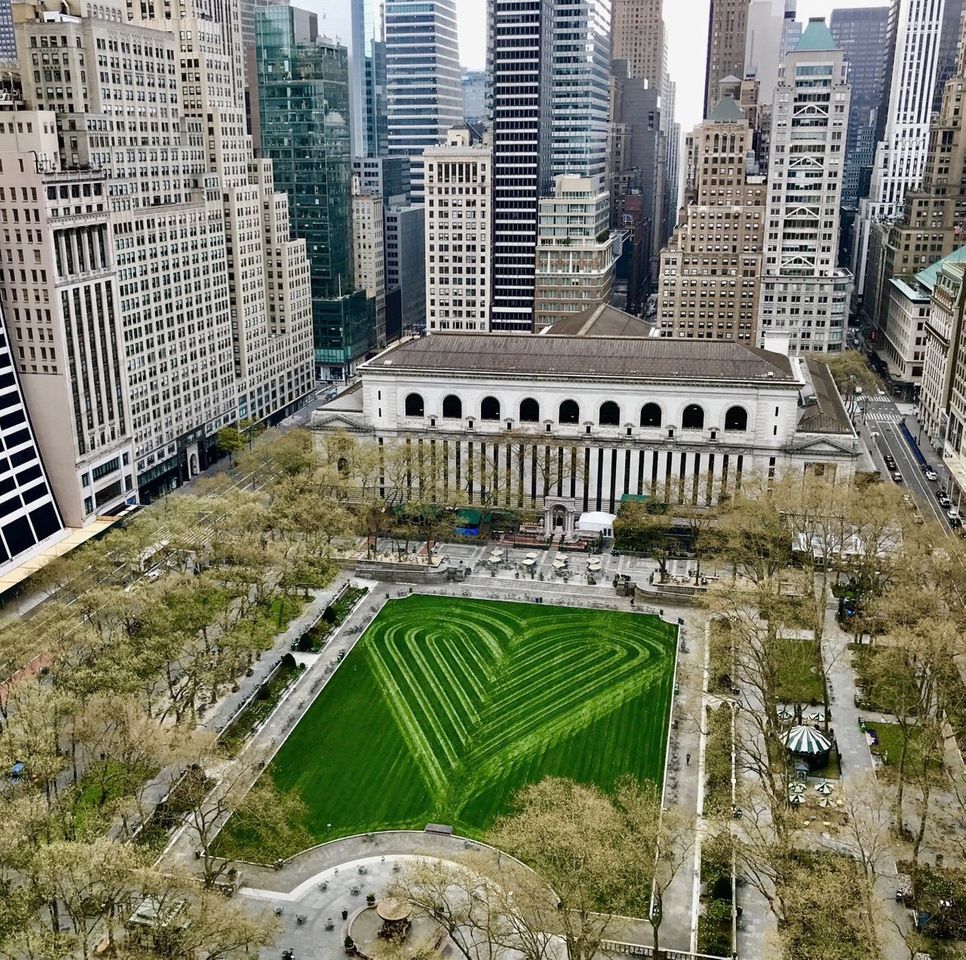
[402,394,749,431]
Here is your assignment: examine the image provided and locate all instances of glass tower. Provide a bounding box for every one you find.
[256,5,374,377]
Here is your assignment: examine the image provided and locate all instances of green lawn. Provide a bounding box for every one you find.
[775,638,826,706]
[216,595,677,859]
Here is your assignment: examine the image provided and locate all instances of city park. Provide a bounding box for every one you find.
[0,426,965,960]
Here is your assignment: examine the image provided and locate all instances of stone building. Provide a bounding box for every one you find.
[658,96,766,342]
[312,322,862,522]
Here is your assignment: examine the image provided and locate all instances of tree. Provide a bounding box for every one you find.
[216,427,244,467]
[613,502,676,581]
[816,351,877,418]
[487,776,693,959]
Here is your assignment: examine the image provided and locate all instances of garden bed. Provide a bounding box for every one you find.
[774,637,825,706]
[219,653,304,753]
[293,586,368,652]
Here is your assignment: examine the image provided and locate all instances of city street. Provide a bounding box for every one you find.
[854,387,960,537]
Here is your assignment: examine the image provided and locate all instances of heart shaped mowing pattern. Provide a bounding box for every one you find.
[365,596,675,819]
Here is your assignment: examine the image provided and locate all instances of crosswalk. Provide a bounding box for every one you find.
[864,407,902,424]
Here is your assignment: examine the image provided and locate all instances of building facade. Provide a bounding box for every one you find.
[704,0,751,119]
[534,175,621,330]
[757,19,853,354]
[828,5,892,261]
[352,156,411,203]
[745,0,801,106]
[257,7,373,380]
[659,96,766,342]
[0,302,67,573]
[313,332,861,516]
[352,179,387,350]
[385,201,426,335]
[2,0,313,521]
[549,0,611,181]
[859,20,966,337]
[487,0,553,332]
[611,0,666,90]
[423,129,492,333]
[852,0,955,306]
[385,0,463,201]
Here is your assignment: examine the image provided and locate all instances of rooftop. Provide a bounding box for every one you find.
[542,303,658,338]
[914,244,966,292]
[364,333,796,384]
[795,18,837,53]
[800,359,854,435]
[707,95,745,123]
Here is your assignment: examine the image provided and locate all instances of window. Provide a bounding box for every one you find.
[480,396,501,420]
[559,399,580,424]
[599,401,620,426]
[404,393,424,417]
[724,406,748,431]
[682,404,705,430]
[640,403,662,427]
[519,397,540,422]
[442,394,462,418]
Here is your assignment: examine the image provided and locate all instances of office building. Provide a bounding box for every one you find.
[257,7,374,380]
[704,0,751,119]
[352,178,387,350]
[0,303,67,574]
[534,175,621,330]
[828,5,892,251]
[0,0,13,62]
[423,129,492,333]
[659,96,766,342]
[462,69,486,124]
[488,0,553,331]
[746,0,802,105]
[385,201,426,335]
[852,0,958,308]
[611,0,666,89]
[757,19,853,354]
[1,0,313,521]
[549,0,611,181]
[351,0,386,159]
[385,0,463,200]
[860,23,966,341]
[352,156,411,203]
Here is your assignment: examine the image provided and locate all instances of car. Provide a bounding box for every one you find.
[891,471,903,483]
[884,453,897,466]
[924,468,938,481]
[938,493,952,508]
[948,510,962,528]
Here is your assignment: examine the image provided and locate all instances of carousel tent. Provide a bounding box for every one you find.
[782,725,832,769]
[575,511,616,538]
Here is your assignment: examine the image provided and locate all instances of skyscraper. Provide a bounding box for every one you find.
[2,0,314,518]
[256,6,374,380]
[659,96,767,342]
[745,0,802,105]
[0,0,13,62]
[704,0,751,119]
[385,0,463,200]
[549,0,612,181]
[611,0,666,89]
[859,16,966,341]
[829,6,892,260]
[757,19,853,354]
[351,0,389,159]
[852,0,957,309]
[488,0,553,331]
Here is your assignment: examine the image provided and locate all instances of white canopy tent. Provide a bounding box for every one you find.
[575,511,617,539]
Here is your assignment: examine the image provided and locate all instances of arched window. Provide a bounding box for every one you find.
[442,394,462,419]
[599,401,621,426]
[559,399,580,424]
[519,398,540,422]
[640,403,662,427]
[682,404,705,430]
[404,393,424,417]
[480,396,501,421]
[725,406,748,431]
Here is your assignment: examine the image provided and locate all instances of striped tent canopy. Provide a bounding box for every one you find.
[782,725,832,755]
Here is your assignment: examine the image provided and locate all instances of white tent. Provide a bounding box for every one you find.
[575,511,616,539]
